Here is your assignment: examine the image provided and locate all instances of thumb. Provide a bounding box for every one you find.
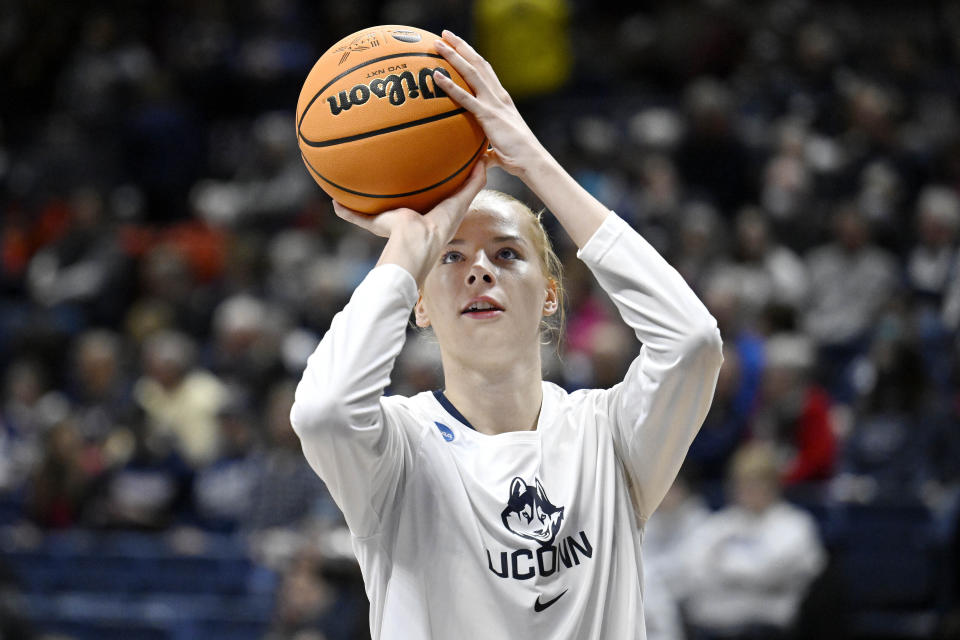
[483,147,505,169]
[426,157,488,226]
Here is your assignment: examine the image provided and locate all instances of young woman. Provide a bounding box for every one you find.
[290,30,723,640]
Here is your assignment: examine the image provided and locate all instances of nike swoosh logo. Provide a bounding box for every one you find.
[534,589,568,612]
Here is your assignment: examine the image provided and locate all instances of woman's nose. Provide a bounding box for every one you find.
[466,253,495,285]
[467,271,494,285]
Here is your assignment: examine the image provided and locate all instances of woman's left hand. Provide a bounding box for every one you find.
[432,31,547,179]
[433,29,610,248]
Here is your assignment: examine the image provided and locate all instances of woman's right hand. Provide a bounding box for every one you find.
[331,158,488,286]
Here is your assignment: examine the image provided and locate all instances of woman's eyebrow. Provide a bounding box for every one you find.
[446,235,527,245]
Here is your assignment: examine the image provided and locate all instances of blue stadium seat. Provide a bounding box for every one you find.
[6,529,280,640]
[831,497,958,638]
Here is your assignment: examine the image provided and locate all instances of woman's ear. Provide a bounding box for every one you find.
[414,294,431,327]
[542,279,559,316]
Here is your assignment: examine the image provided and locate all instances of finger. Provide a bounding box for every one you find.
[332,200,361,221]
[433,39,491,100]
[448,157,488,206]
[331,200,350,219]
[427,158,487,225]
[441,30,490,75]
[483,147,504,169]
[438,33,512,106]
[332,200,382,233]
[432,71,483,113]
[463,156,489,193]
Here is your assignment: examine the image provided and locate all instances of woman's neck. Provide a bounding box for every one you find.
[440,349,544,436]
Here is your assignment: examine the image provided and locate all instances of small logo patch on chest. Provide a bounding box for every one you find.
[434,422,455,442]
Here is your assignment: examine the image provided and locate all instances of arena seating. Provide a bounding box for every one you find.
[2,530,278,640]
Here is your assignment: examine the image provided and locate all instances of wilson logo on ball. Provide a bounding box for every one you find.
[326,67,452,116]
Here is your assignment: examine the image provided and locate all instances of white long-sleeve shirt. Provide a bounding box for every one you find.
[678,501,826,631]
[290,213,723,640]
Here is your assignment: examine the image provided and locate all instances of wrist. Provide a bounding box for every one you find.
[513,145,611,248]
[516,145,563,191]
[377,225,441,287]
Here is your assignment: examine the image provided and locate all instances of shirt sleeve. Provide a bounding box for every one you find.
[577,213,723,520]
[289,263,420,538]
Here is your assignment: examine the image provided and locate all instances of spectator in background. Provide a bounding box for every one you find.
[803,204,899,403]
[644,564,685,640]
[265,545,357,640]
[134,329,228,467]
[760,118,816,246]
[68,329,135,445]
[632,152,683,255]
[126,244,207,342]
[192,394,262,533]
[643,468,710,596]
[908,187,958,304]
[701,276,765,441]
[390,332,443,398]
[671,201,725,295]
[943,265,960,336]
[25,187,133,327]
[0,360,49,493]
[907,185,960,390]
[752,333,836,489]
[711,206,808,322]
[839,309,942,502]
[560,256,631,390]
[27,420,95,529]
[87,408,193,530]
[189,112,314,227]
[265,229,328,317]
[245,380,339,536]
[210,294,288,402]
[676,77,751,215]
[679,442,826,639]
[686,344,752,504]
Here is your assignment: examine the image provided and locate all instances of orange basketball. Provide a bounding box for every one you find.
[296,25,487,214]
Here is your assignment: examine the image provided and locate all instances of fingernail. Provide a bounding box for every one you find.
[434,39,448,49]
[444,29,457,39]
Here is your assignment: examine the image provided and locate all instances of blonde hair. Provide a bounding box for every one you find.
[469,189,566,345]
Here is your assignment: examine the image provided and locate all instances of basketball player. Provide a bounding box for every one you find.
[290,30,723,639]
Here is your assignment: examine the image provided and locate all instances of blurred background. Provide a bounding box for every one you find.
[0,0,959,638]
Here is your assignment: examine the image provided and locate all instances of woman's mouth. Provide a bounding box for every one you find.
[461,298,504,318]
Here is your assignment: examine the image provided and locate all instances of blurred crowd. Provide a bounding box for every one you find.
[1,0,960,639]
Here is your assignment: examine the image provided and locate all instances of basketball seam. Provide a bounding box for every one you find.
[299,108,467,147]
[297,52,446,133]
[300,137,487,199]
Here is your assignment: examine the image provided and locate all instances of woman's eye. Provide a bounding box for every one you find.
[497,247,520,260]
[440,251,463,264]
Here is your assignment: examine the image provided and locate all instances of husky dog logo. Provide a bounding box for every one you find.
[501,477,565,547]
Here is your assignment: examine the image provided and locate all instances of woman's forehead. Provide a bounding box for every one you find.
[453,203,532,242]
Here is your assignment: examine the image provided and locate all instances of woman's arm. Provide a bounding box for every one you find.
[290,165,488,538]
[578,215,724,518]
[435,32,723,519]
